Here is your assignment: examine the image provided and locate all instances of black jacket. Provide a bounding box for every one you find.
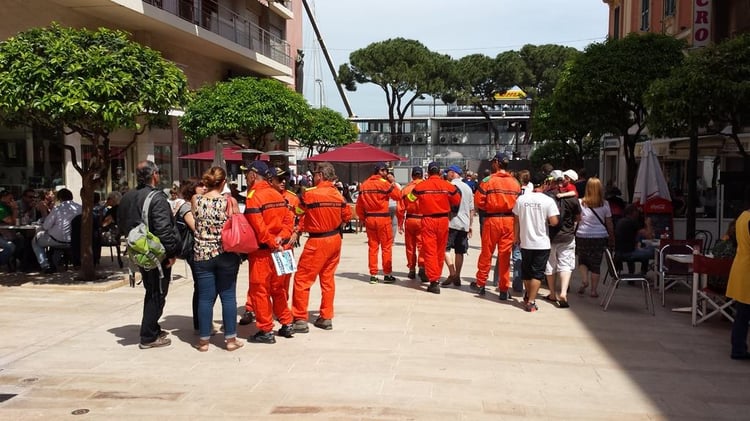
[118,186,179,259]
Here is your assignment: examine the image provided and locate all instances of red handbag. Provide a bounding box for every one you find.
[221,196,259,254]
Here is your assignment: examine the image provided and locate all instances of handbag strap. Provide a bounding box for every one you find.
[224,194,239,218]
[589,206,607,228]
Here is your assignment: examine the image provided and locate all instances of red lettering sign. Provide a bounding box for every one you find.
[695,11,708,24]
[693,0,711,47]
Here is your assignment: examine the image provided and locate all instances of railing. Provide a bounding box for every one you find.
[143,0,291,67]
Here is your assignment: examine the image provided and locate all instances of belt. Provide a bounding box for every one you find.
[308,229,340,239]
[365,212,390,217]
[423,212,450,218]
[406,214,423,219]
[485,212,514,217]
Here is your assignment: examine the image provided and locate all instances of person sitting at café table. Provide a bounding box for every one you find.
[0,190,20,271]
[614,204,656,274]
[31,188,81,273]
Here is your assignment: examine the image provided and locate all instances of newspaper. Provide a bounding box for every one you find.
[272,249,297,276]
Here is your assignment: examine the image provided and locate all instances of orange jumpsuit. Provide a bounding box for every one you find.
[356,175,401,276]
[291,181,352,321]
[474,170,521,291]
[244,181,294,333]
[281,189,300,294]
[398,179,424,272]
[409,175,461,283]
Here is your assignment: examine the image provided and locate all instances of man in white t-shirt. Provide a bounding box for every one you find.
[512,188,559,312]
[442,165,474,287]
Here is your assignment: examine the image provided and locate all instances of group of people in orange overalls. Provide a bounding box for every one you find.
[237,160,352,344]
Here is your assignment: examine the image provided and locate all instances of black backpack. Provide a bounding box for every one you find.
[175,202,194,260]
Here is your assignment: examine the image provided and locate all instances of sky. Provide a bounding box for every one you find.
[301,0,610,118]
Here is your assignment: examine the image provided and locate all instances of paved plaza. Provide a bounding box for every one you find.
[0,227,748,420]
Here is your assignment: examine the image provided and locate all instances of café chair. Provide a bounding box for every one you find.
[601,249,655,315]
[658,243,694,306]
[691,254,735,326]
[693,230,713,254]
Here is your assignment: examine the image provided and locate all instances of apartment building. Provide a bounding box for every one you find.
[0,0,302,197]
[600,0,750,237]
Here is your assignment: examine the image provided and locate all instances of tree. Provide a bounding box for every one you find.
[179,77,311,149]
[0,23,189,281]
[337,38,452,151]
[548,33,685,198]
[450,52,529,145]
[298,107,358,156]
[646,33,750,237]
[519,44,580,100]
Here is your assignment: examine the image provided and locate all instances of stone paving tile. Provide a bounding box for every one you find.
[1,229,749,419]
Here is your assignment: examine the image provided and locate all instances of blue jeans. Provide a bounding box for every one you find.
[511,244,523,292]
[193,252,241,340]
[0,238,16,266]
[616,246,655,273]
[731,301,750,357]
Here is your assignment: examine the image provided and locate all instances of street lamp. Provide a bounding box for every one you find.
[315,78,324,108]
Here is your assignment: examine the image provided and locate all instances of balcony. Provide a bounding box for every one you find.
[143,0,291,67]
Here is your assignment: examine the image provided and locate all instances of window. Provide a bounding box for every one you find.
[641,0,650,31]
[664,0,676,17]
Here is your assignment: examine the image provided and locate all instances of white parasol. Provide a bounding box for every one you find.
[632,140,671,204]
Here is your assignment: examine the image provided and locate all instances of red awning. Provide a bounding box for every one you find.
[179,147,269,162]
[307,142,406,163]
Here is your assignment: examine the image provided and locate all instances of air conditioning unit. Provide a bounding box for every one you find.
[416,136,425,144]
[451,136,459,144]
[403,135,412,143]
[439,136,447,144]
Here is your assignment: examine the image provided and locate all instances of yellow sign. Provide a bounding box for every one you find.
[494,86,527,100]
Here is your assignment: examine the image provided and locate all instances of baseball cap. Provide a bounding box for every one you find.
[427,161,440,172]
[270,166,288,178]
[447,165,463,175]
[549,170,564,181]
[562,169,579,182]
[374,162,388,172]
[492,152,509,162]
[411,166,423,176]
[243,160,271,177]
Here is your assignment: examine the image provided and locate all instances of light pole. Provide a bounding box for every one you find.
[314,78,324,108]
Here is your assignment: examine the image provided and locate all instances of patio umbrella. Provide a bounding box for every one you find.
[306,141,406,163]
[632,140,671,204]
[180,146,245,162]
[305,142,406,184]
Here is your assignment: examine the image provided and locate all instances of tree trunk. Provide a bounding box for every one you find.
[79,173,96,281]
[685,125,698,240]
[624,135,638,201]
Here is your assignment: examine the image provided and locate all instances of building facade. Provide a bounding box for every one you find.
[600,0,750,239]
[0,0,302,198]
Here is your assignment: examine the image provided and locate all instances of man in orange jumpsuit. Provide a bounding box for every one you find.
[472,152,521,299]
[289,162,352,332]
[243,161,295,344]
[268,167,300,295]
[408,162,461,294]
[356,162,401,284]
[397,166,426,281]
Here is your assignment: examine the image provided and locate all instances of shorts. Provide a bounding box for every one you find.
[545,240,576,275]
[446,228,469,254]
[521,248,550,281]
[576,236,608,274]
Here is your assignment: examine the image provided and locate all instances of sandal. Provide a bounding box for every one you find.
[577,283,589,295]
[195,339,210,352]
[543,294,558,303]
[590,292,599,298]
[225,337,244,352]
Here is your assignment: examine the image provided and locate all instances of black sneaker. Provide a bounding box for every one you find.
[278,323,295,338]
[238,311,256,325]
[426,282,440,294]
[250,330,276,344]
[470,282,485,296]
[441,276,454,286]
[313,317,333,330]
[499,291,510,301]
[418,267,428,283]
[158,330,169,339]
[139,336,171,349]
[407,270,416,279]
[369,276,379,284]
[383,275,396,284]
[292,319,309,334]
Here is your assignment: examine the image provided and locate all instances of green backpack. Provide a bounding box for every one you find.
[126,190,166,278]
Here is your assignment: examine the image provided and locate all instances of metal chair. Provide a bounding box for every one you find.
[694,230,713,254]
[691,254,735,326]
[601,249,655,315]
[658,243,694,306]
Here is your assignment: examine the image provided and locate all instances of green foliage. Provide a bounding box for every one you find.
[299,107,357,154]
[528,136,600,171]
[180,77,310,148]
[0,23,189,137]
[337,38,452,149]
[519,44,579,100]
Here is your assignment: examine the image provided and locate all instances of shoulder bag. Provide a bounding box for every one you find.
[221,196,259,254]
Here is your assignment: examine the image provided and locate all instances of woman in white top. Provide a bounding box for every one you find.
[574,177,615,298]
